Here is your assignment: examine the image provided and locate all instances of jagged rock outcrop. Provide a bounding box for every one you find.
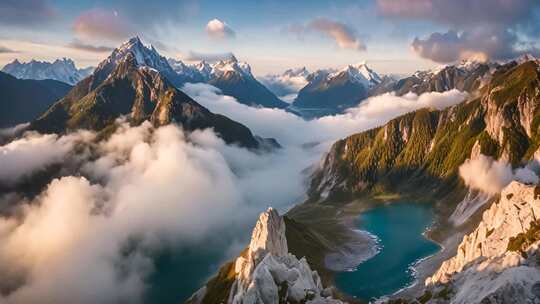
[188,208,345,304]
[424,181,540,304]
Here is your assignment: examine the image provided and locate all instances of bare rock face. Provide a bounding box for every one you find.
[230,208,343,304]
[248,207,289,261]
[426,181,540,304]
[189,208,344,304]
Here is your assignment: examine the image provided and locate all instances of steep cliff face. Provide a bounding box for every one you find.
[422,181,540,304]
[309,59,540,203]
[189,208,344,304]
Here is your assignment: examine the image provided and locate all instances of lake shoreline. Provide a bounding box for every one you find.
[390,231,463,299]
[324,227,380,272]
[330,203,443,301]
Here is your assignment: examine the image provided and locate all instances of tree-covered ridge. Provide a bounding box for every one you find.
[310,60,540,202]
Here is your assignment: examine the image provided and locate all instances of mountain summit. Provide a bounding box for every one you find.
[188,208,345,304]
[168,55,289,109]
[91,36,183,89]
[292,62,382,114]
[31,38,265,149]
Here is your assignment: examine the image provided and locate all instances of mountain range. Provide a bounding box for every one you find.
[275,60,503,118]
[2,38,288,111]
[2,58,93,85]
[168,55,289,108]
[30,37,270,149]
[291,63,383,116]
[388,60,498,96]
[309,59,538,203]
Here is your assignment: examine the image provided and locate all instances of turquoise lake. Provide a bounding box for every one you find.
[335,203,441,301]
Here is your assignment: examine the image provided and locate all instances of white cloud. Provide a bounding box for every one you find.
[182,83,468,146]
[459,155,513,195]
[0,120,321,303]
[205,18,236,40]
[0,85,470,303]
[459,154,540,195]
[289,18,366,51]
[0,130,94,186]
[0,123,29,144]
[0,123,248,303]
[258,70,309,101]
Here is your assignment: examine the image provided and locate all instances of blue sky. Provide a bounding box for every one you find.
[0,0,539,75]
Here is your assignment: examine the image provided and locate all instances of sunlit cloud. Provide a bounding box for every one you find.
[377,0,540,62]
[184,50,235,62]
[287,18,366,51]
[205,19,236,40]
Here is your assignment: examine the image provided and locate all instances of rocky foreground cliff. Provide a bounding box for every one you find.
[417,181,540,304]
[188,208,345,304]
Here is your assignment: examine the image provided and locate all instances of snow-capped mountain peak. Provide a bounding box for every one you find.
[99,36,172,74]
[211,56,253,78]
[1,57,94,85]
[167,53,253,81]
[515,53,538,64]
[330,62,382,87]
[194,61,212,78]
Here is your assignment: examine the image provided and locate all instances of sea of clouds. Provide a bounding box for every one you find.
[0,85,470,303]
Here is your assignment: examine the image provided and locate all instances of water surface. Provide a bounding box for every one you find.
[335,203,440,301]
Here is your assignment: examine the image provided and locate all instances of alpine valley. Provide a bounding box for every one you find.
[2,2,540,304]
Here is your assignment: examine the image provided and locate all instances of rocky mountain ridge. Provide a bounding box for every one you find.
[309,59,540,206]
[2,58,93,85]
[389,60,499,96]
[31,44,263,149]
[421,181,540,303]
[169,55,288,109]
[292,63,382,113]
[188,208,345,304]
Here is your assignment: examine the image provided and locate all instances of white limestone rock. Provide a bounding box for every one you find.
[227,208,345,304]
[425,181,540,304]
